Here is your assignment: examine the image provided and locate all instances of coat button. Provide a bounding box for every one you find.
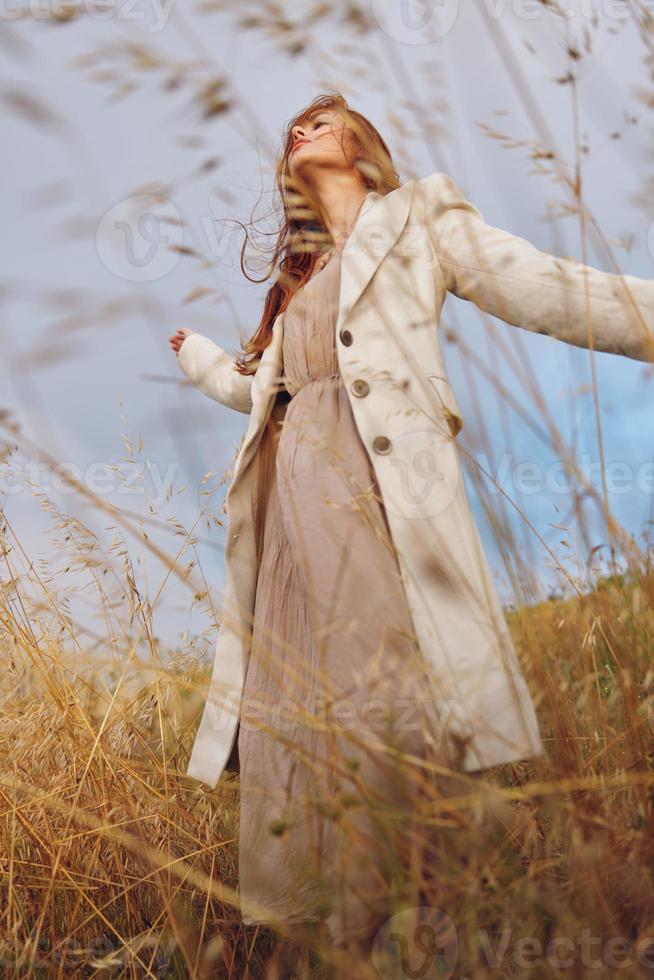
[339,328,353,346]
[351,378,370,398]
[372,435,392,454]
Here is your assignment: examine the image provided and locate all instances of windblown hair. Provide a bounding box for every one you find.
[231,93,401,375]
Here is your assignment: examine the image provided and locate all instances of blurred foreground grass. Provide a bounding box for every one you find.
[2,544,654,978]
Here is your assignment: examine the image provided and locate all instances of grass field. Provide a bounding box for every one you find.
[2,534,654,977]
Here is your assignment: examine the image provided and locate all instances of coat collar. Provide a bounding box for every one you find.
[335,180,415,334]
[236,179,417,479]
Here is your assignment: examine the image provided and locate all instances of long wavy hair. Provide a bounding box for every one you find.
[232,93,401,375]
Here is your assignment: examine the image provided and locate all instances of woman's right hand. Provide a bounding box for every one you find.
[169,327,194,356]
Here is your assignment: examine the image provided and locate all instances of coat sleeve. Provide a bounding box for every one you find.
[177,333,254,414]
[419,172,654,362]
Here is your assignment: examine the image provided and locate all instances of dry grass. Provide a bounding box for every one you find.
[2,472,654,978]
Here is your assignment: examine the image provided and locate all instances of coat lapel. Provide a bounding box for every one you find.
[233,180,416,482]
[335,179,416,336]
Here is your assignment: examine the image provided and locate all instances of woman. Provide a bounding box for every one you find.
[170,93,654,954]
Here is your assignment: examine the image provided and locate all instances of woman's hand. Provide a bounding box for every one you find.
[169,327,194,356]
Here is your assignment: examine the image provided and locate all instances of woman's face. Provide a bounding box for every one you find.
[287,108,360,179]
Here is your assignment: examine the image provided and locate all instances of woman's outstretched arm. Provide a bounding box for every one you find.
[420,172,654,362]
[170,329,254,414]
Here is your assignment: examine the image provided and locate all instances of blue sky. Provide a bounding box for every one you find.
[2,2,654,655]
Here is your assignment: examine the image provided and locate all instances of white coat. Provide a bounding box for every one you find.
[178,171,654,789]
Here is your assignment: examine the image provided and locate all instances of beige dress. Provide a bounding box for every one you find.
[237,250,442,946]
